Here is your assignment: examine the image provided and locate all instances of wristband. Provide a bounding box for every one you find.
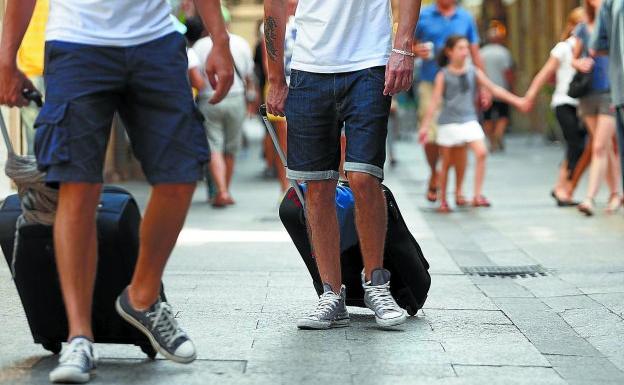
[392,48,416,57]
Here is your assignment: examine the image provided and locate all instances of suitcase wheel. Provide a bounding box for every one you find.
[140,344,157,360]
[42,342,62,355]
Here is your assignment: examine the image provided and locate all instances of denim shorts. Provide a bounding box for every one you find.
[284,66,391,180]
[35,32,209,184]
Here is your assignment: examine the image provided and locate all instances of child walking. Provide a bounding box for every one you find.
[419,35,529,213]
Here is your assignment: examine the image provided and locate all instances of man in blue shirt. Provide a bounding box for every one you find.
[414,0,485,203]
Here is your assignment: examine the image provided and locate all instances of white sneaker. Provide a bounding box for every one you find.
[362,268,407,327]
[297,284,350,330]
[49,337,97,384]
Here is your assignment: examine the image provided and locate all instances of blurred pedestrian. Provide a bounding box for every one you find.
[16,0,48,155]
[573,0,622,216]
[265,0,420,329]
[194,31,254,207]
[418,36,529,213]
[592,0,624,205]
[481,26,514,152]
[525,7,587,207]
[414,0,486,203]
[0,0,234,383]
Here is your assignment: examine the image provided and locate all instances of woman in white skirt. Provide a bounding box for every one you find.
[419,35,529,213]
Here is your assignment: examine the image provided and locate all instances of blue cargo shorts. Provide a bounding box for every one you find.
[284,66,391,181]
[35,32,209,184]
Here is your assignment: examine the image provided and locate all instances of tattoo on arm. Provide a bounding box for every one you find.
[264,17,278,62]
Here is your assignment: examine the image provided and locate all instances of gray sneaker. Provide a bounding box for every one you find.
[49,337,96,384]
[115,288,196,364]
[362,268,407,327]
[297,284,350,330]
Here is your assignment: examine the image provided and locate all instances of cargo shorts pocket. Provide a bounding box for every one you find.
[34,102,70,168]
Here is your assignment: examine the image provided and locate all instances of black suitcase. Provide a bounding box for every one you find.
[279,183,431,315]
[0,185,159,358]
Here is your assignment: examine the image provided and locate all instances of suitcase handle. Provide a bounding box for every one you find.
[0,89,43,156]
[259,105,306,208]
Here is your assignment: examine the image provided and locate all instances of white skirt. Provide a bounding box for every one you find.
[436,120,485,147]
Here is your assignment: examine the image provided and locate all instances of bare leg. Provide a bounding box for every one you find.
[571,117,597,194]
[209,151,232,205]
[452,146,468,195]
[424,142,440,196]
[55,183,102,340]
[225,154,235,190]
[468,139,489,198]
[438,147,452,206]
[306,180,341,292]
[453,145,467,200]
[483,119,496,151]
[584,115,615,200]
[494,117,509,150]
[348,172,387,281]
[605,133,622,196]
[128,183,196,310]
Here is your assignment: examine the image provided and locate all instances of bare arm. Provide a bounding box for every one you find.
[0,0,37,106]
[470,44,485,72]
[189,67,206,91]
[263,0,288,116]
[194,0,234,104]
[475,68,525,109]
[418,72,444,143]
[571,36,594,73]
[525,56,559,102]
[385,0,422,95]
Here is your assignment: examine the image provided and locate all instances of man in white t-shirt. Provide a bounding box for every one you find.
[194,33,254,207]
[0,1,234,383]
[265,0,422,329]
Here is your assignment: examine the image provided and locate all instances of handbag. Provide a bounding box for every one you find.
[568,71,592,99]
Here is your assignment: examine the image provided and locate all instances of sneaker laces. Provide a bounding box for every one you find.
[366,282,400,313]
[308,291,341,319]
[59,340,94,368]
[147,302,186,348]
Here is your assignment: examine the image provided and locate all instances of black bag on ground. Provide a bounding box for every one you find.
[0,185,160,358]
[279,183,431,316]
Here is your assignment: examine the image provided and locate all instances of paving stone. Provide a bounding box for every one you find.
[548,355,624,383]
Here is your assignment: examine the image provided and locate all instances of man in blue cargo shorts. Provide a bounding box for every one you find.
[0,0,234,383]
[265,0,421,329]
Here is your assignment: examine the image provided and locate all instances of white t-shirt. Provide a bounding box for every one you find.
[290,0,393,73]
[193,34,254,99]
[187,47,200,70]
[46,0,176,46]
[550,38,579,108]
[480,43,513,90]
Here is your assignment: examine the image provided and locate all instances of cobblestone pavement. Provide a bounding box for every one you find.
[1,135,623,385]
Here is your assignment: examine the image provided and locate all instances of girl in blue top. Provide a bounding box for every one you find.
[419,35,528,213]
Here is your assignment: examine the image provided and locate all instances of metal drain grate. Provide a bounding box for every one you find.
[461,265,548,278]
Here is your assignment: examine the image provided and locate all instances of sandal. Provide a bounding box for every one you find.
[472,196,491,208]
[437,200,452,213]
[577,198,595,216]
[455,195,468,207]
[551,190,578,207]
[606,193,623,214]
[426,187,438,203]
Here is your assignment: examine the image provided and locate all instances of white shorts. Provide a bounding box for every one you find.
[436,120,485,147]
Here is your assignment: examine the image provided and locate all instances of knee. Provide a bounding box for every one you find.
[475,149,488,162]
[593,142,608,158]
[306,180,337,206]
[348,172,380,197]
